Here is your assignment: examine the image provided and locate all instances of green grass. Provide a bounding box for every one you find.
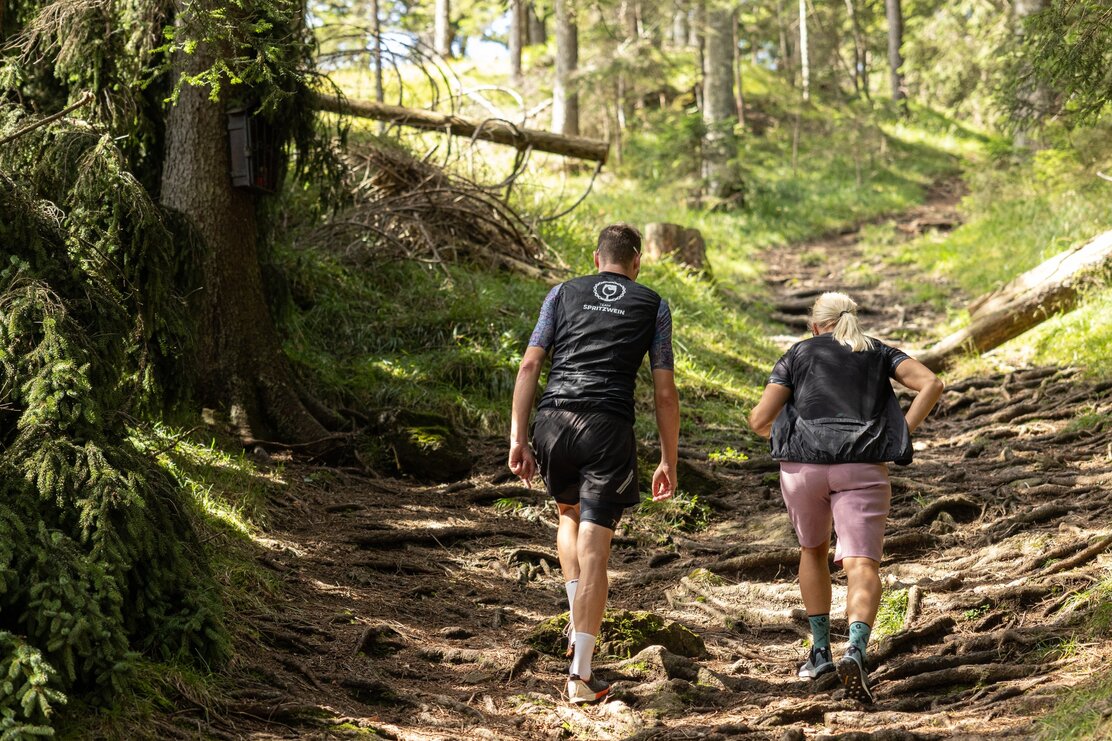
[881,115,1112,376]
[288,74,989,452]
[873,588,910,639]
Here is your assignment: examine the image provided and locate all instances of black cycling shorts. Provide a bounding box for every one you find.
[531,408,639,530]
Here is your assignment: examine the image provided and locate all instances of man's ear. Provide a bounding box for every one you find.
[632,253,642,277]
[593,250,601,270]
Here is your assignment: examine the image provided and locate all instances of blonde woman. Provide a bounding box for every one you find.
[748,292,943,703]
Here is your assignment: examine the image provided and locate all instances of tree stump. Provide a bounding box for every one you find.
[644,223,710,271]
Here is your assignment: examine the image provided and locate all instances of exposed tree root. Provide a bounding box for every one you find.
[876,663,1045,698]
[349,525,527,548]
[871,617,956,667]
[872,649,999,684]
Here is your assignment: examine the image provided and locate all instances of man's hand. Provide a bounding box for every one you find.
[508,441,537,488]
[651,461,676,502]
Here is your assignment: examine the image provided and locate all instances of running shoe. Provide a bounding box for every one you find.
[798,645,835,679]
[567,674,610,704]
[837,645,874,704]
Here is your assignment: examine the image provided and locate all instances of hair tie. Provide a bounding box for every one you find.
[839,310,853,317]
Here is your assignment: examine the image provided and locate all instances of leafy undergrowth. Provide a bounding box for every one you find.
[882,115,1112,377]
[285,67,986,453]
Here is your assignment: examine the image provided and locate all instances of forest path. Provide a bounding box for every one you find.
[192,183,1112,740]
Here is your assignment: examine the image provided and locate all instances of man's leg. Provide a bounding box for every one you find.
[556,503,581,655]
[569,520,613,681]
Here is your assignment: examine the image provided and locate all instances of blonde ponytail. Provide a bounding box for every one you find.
[811,292,872,351]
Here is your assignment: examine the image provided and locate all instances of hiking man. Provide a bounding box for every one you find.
[748,291,943,703]
[508,223,680,704]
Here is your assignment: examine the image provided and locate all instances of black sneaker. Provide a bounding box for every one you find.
[798,645,835,679]
[567,674,610,704]
[837,645,874,704]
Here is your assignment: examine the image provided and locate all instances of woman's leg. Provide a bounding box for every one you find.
[799,542,832,616]
[842,556,881,627]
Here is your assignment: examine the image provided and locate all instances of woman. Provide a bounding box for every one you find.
[748,292,943,703]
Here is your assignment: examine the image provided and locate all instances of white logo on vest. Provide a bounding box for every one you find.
[592,281,626,302]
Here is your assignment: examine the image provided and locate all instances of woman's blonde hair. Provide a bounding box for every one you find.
[811,292,873,351]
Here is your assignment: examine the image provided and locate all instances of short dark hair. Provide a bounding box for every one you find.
[596,223,642,266]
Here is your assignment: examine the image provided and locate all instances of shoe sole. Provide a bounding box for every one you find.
[837,657,874,704]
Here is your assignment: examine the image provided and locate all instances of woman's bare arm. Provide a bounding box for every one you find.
[748,384,792,439]
[893,358,945,433]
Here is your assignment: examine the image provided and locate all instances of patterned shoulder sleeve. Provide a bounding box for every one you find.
[527,284,562,350]
[649,300,675,371]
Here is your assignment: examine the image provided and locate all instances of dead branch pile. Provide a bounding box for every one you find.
[305,142,566,280]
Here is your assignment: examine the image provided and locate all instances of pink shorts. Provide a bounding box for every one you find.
[779,462,892,564]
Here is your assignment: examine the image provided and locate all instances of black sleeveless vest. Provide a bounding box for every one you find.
[538,272,662,422]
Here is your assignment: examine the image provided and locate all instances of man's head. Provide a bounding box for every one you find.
[594,223,642,278]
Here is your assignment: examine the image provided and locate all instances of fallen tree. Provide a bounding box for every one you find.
[313,92,610,163]
[918,229,1112,371]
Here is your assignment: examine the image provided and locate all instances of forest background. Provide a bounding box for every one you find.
[0,0,1110,737]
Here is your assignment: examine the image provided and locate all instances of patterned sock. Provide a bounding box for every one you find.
[808,614,831,650]
[849,620,871,660]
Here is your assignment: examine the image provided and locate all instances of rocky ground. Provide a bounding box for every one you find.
[157,185,1112,740]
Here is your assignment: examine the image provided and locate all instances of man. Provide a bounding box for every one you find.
[507,223,680,704]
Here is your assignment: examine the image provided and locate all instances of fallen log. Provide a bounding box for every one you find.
[918,229,1112,371]
[313,92,610,163]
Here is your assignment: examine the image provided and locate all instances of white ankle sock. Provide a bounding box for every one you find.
[569,632,596,680]
[565,580,578,638]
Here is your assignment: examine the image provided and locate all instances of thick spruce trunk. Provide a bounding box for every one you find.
[160,17,331,446]
[527,3,546,45]
[702,5,740,199]
[552,0,579,136]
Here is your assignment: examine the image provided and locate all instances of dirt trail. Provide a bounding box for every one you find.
[176,184,1112,740]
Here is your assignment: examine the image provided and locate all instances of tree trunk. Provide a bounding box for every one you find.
[435,0,452,57]
[552,0,579,136]
[314,93,609,161]
[844,0,866,96]
[1012,0,1049,148]
[777,0,793,84]
[510,0,524,86]
[527,3,546,45]
[702,6,739,200]
[160,8,331,446]
[672,0,688,47]
[370,0,384,131]
[799,0,810,100]
[885,0,905,106]
[917,230,1112,371]
[733,16,746,127]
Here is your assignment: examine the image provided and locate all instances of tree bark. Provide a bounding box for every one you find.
[777,0,792,83]
[435,0,452,57]
[885,0,905,106]
[733,14,745,126]
[314,93,609,161]
[844,0,867,96]
[1012,0,1049,148]
[672,0,688,47]
[552,0,579,136]
[510,0,524,86]
[527,3,546,45]
[798,0,810,100]
[917,230,1112,371]
[702,6,740,200]
[370,0,384,132]
[160,6,331,445]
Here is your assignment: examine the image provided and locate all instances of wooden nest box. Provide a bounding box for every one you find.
[227,108,279,194]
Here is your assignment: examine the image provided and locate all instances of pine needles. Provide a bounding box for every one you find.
[0,110,226,734]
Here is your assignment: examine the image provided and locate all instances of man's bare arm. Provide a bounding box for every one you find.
[651,368,680,501]
[508,346,547,486]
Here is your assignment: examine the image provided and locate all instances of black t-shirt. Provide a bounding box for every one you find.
[767,334,913,465]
